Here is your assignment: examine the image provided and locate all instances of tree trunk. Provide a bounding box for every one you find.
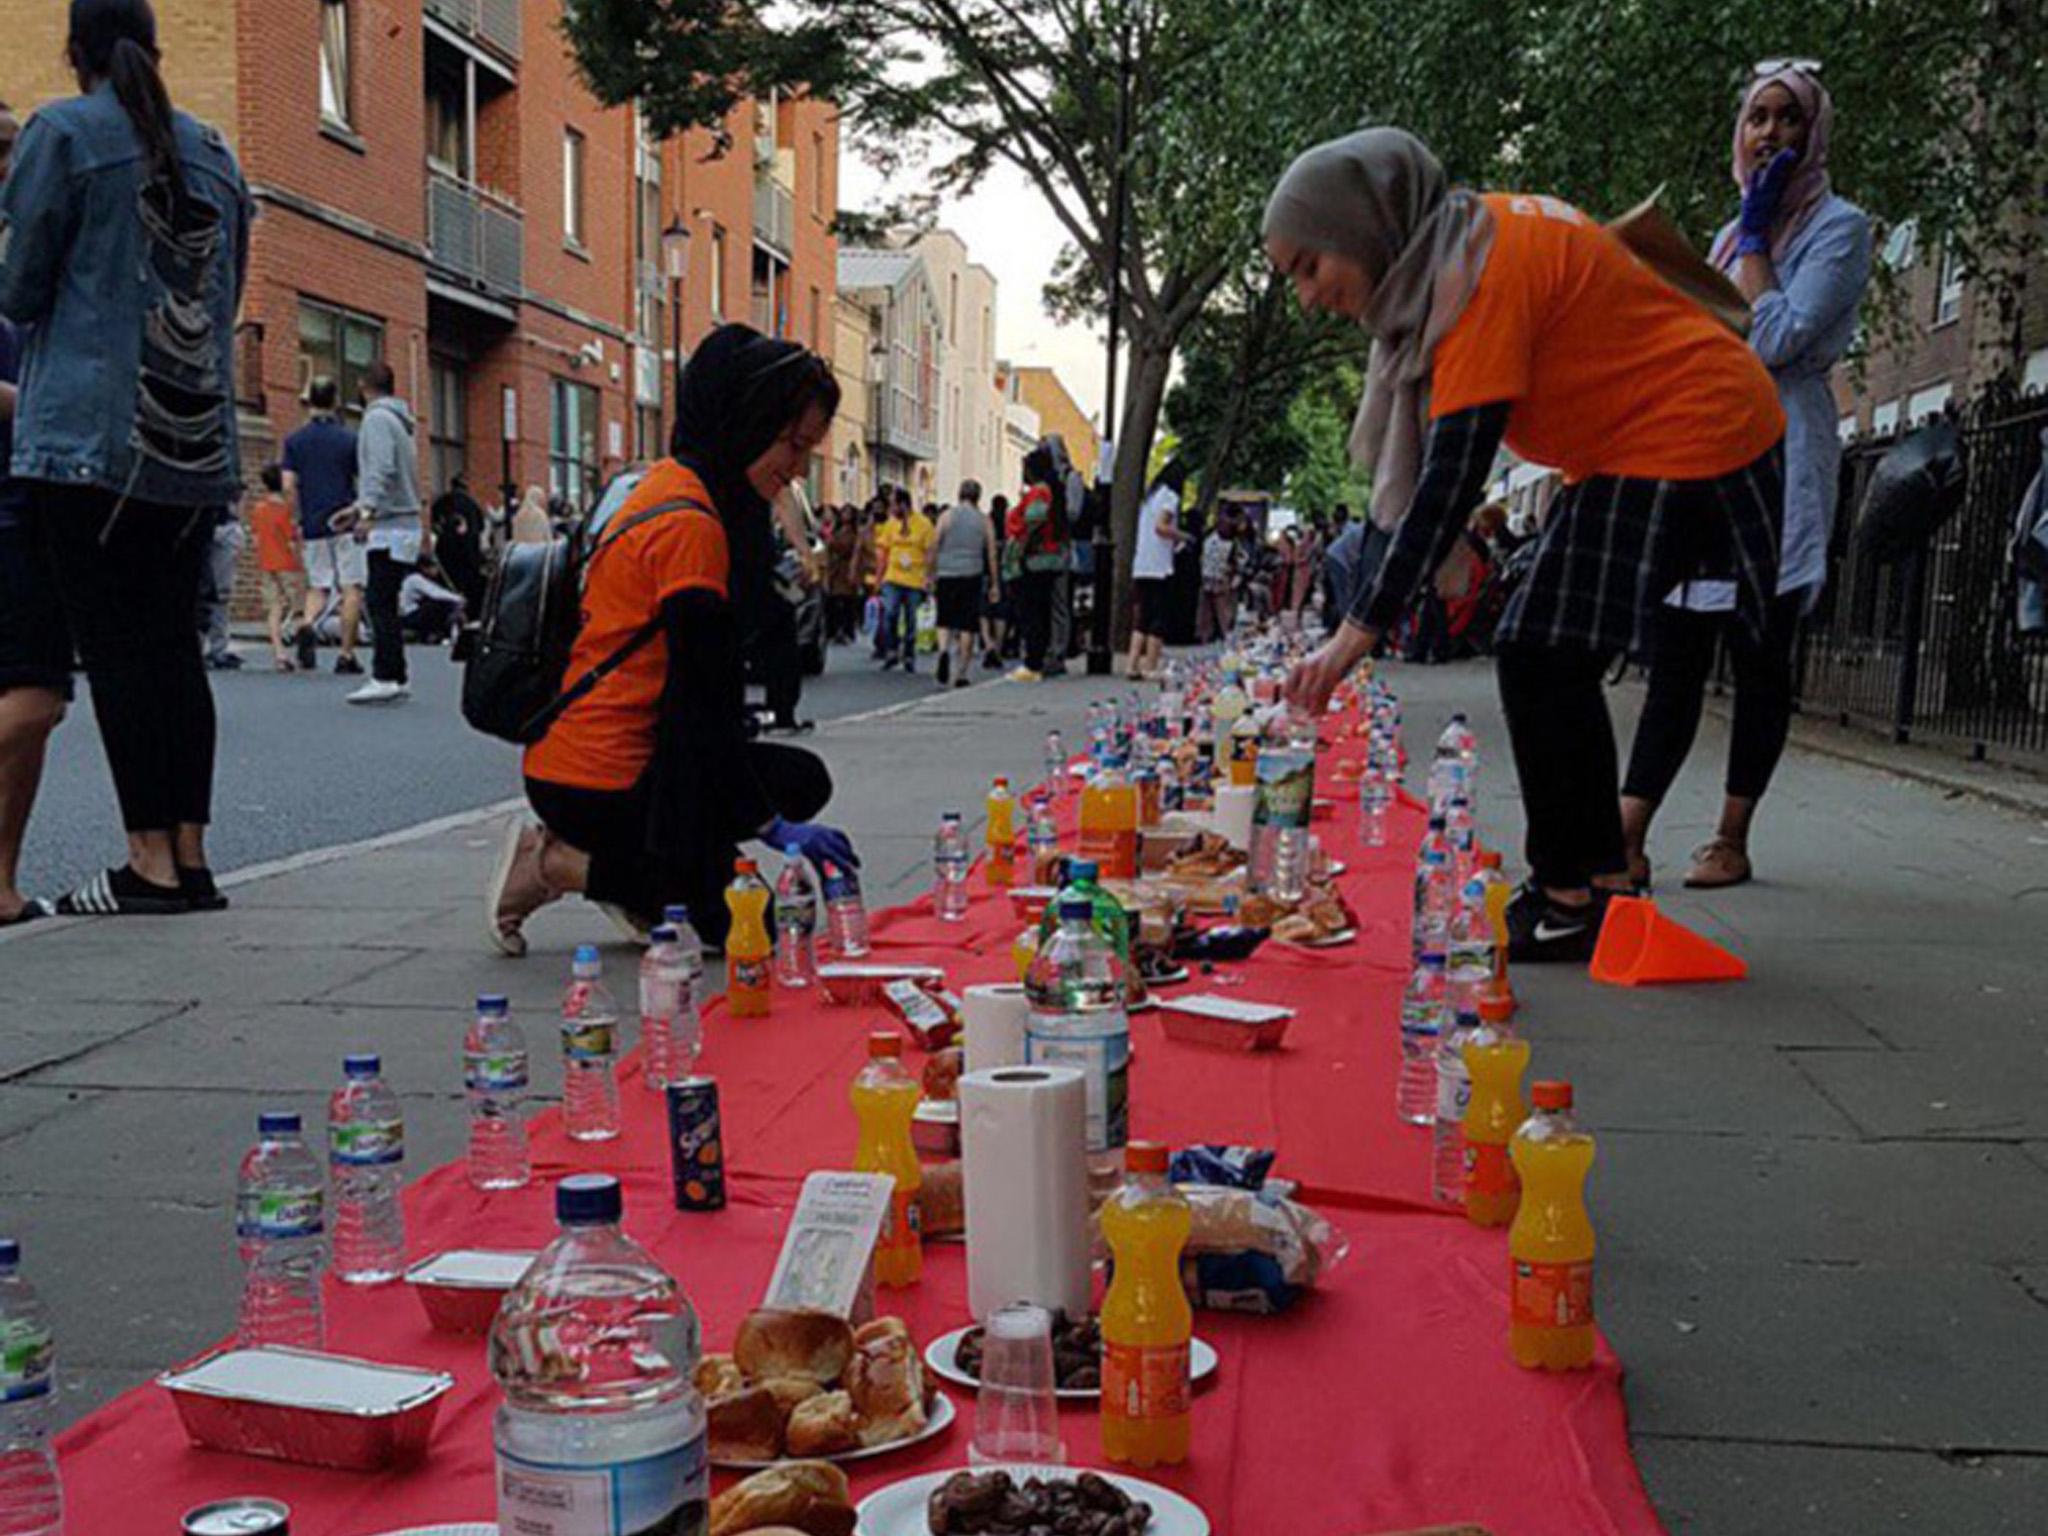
[1196,275,1287,526]
[1107,336,1177,651]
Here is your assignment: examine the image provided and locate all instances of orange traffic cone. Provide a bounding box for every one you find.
[1590,896,1747,986]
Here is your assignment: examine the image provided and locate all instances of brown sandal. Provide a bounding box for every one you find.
[1683,838,1752,889]
[485,820,563,957]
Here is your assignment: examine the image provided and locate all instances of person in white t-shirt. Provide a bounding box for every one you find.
[1127,458,1188,680]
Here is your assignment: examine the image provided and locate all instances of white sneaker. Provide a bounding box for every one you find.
[346,679,411,705]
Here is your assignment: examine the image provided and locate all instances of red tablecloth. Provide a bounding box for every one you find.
[56,725,1666,1536]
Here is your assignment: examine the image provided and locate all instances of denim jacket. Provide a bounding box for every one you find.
[0,84,252,509]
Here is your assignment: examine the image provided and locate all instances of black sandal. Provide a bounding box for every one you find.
[178,866,231,912]
[52,867,190,916]
[0,901,47,928]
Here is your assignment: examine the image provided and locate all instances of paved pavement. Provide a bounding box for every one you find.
[4,653,2045,1533]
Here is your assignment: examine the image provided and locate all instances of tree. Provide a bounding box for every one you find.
[1282,363,1373,520]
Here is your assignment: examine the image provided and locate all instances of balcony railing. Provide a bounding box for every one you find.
[427,173,523,301]
[426,0,520,60]
[753,178,795,259]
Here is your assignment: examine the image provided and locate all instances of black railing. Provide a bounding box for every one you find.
[1796,388,2048,761]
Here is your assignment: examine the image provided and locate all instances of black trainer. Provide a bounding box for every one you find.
[1504,882,1611,965]
[334,653,364,676]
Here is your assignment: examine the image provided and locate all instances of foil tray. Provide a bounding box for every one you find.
[817,962,945,1006]
[404,1249,535,1334]
[159,1346,454,1470]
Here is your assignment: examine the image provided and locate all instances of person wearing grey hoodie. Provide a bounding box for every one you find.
[350,361,425,704]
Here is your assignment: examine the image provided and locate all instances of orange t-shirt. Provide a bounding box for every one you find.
[249,497,299,573]
[1430,193,1784,483]
[523,460,728,792]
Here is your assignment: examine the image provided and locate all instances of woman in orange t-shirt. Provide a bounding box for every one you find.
[486,326,857,954]
[1268,127,1786,965]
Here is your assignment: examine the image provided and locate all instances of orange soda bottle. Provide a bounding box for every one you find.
[1476,850,1517,1016]
[724,859,774,1018]
[1100,1140,1193,1468]
[1078,759,1139,879]
[1461,1003,1529,1228]
[986,776,1017,887]
[1508,1080,1596,1370]
[851,1031,923,1287]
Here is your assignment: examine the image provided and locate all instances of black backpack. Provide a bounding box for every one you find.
[461,497,706,745]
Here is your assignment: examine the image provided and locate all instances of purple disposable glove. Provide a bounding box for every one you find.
[763,816,859,874]
[1736,147,1800,256]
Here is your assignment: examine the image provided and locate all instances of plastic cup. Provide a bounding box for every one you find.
[968,1303,1066,1466]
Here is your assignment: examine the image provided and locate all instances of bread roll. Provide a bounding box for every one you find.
[735,1308,855,1386]
[710,1461,854,1536]
[706,1385,785,1463]
[921,1046,964,1101]
[784,1388,861,1456]
[914,1160,965,1238]
[847,1316,928,1446]
[695,1353,745,1401]
[758,1375,824,1418]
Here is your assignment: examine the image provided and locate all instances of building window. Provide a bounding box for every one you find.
[550,378,601,511]
[635,404,663,463]
[1934,243,1964,327]
[811,132,825,217]
[426,63,468,179]
[1906,381,1952,424]
[1871,399,1901,436]
[319,0,352,128]
[710,225,727,318]
[948,273,959,337]
[562,128,587,248]
[1880,218,1917,271]
[297,298,383,417]
[809,285,822,348]
[429,358,467,494]
[2024,346,2048,396]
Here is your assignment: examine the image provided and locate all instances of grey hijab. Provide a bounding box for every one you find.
[1264,128,1494,532]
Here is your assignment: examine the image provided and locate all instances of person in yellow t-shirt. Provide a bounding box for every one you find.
[873,488,935,672]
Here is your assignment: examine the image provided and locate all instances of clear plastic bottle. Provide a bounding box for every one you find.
[236,1111,326,1350]
[491,1175,707,1536]
[1042,729,1067,796]
[1025,897,1131,1172]
[773,847,819,987]
[328,1054,406,1285]
[1440,712,1479,784]
[934,812,971,922]
[1251,708,1318,902]
[464,994,532,1191]
[1432,1007,1481,1206]
[818,862,869,958]
[1026,792,1061,885]
[1210,669,1249,780]
[640,925,690,1091]
[1397,953,1447,1126]
[1445,875,1495,1014]
[660,906,707,1074]
[1412,815,1455,963]
[560,944,622,1142]
[1358,761,1391,849]
[0,1239,61,1536]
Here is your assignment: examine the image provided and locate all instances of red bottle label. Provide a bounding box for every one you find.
[1102,1341,1190,1422]
[1511,1259,1594,1330]
[1464,1142,1518,1199]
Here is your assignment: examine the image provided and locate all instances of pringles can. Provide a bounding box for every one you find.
[666,1076,727,1211]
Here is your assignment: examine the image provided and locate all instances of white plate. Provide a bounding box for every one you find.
[857,1465,1209,1536]
[372,1527,497,1536]
[1157,994,1294,1026]
[1280,927,1356,949]
[711,1390,956,1470]
[914,1098,960,1124]
[924,1328,1218,1402]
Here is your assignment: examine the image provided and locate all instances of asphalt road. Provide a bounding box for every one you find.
[18,638,950,902]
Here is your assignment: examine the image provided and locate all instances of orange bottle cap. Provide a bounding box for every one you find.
[1126,1140,1169,1174]
[993,776,1009,789]
[1479,994,1515,1023]
[867,1031,903,1058]
[1478,849,1503,870]
[734,858,758,875]
[1531,1080,1573,1111]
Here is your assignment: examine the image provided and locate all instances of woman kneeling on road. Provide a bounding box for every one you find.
[488,325,858,955]
[1272,128,1786,964]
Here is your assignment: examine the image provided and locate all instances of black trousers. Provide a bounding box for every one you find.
[1624,591,1805,805]
[526,741,830,943]
[34,485,216,832]
[1495,643,1627,891]
[366,548,413,685]
[1017,569,1056,671]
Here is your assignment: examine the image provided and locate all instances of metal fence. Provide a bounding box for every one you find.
[1795,389,2048,761]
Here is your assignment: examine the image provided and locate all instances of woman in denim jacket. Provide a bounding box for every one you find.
[0,0,252,916]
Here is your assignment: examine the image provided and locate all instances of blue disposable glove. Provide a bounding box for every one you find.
[764,816,860,874]
[1736,147,1800,256]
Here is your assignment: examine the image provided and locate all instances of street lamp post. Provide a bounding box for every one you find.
[662,215,693,441]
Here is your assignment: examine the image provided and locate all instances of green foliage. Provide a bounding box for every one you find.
[1283,364,1373,519]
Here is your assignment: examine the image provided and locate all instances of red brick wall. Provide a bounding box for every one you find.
[788,97,841,355]
[516,0,631,336]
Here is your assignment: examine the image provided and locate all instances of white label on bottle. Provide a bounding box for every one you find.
[1436,1068,1472,1124]
[498,1431,707,1536]
[1025,1020,1130,1151]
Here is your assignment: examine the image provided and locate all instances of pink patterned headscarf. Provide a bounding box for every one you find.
[1714,65,1834,269]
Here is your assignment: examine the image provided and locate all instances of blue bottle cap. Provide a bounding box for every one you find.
[557,1173,623,1226]
[650,925,678,943]
[258,1111,301,1136]
[942,811,962,823]
[1069,859,1099,880]
[1059,897,1094,922]
[0,1238,19,1267]
[477,993,510,1015]
[574,943,601,964]
[663,905,691,925]
[343,1053,381,1079]
[785,844,802,860]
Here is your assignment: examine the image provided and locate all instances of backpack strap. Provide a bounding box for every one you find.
[518,496,715,740]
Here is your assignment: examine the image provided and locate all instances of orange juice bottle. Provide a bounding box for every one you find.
[1508,1081,1596,1370]
[1100,1141,1192,1467]
[986,776,1017,887]
[724,859,773,1018]
[1476,850,1517,1016]
[851,1031,923,1287]
[1078,759,1139,879]
[1461,1017,1529,1227]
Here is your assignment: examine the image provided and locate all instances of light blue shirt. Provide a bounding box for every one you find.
[1675,193,1873,611]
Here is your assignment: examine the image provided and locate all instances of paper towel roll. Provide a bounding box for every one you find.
[1213,783,1257,851]
[962,983,1029,1075]
[960,1065,1093,1321]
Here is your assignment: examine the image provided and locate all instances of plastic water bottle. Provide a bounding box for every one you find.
[236,1111,326,1349]
[464,994,531,1191]
[819,862,869,958]
[1043,729,1067,795]
[1026,792,1061,882]
[1398,953,1447,1126]
[328,1054,405,1285]
[1252,708,1318,903]
[1433,1007,1481,1204]
[1025,897,1131,1177]
[561,944,621,1142]
[0,1240,61,1536]
[934,812,971,921]
[640,926,691,1091]
[1439,712,1479,783]
[492,1175,707,1536]
[1445,791,1478,881]
[1412,815,1454,962]
[774,847,820,986]
[1446,875,1495,1013]
[1359,763,1391,849]
[659,906,707,1073]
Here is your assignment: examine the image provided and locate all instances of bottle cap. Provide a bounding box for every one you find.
[866,1030,903,1059]
[1478,849,1503,870]
[650,925,678,944]
[342,1053,380,1079]
[784,844,802,861]
[1059,897,1093,922]
[574,942,601,965]
[1479,994,1515,1024]
[476,993,510,1015]
[1421,952,1445,970]
[1069,859,1099,880]
[1126,1140,1169,1174]
[992,775,1009,789]
[942,811,962,823]
[258,1111,301,1136]
[1531,1080,1573,1111]
[735,858,758,875]
[556,1173,623,1226]
[0,1238,21,1267]
[664,904,691,925]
